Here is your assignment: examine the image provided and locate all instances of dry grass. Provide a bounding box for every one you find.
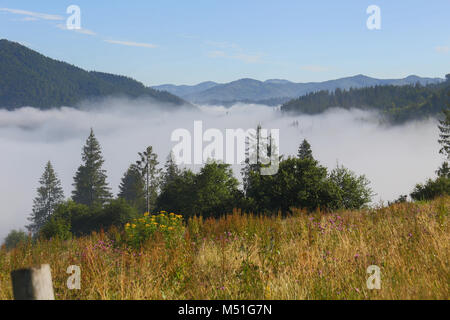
[0,197,448,300]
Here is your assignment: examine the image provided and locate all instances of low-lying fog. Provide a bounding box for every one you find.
[0,99,443,241]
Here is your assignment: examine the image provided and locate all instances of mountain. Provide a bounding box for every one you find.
[153,74,444,106]
[0,39,190,110]
[153,81,218,98]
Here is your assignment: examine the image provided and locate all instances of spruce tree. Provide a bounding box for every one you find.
[438,104,450,160]
[161,152,181,189]
[72,129,112,207]
[135,146,160,213]
[298,139,314,160]
[27,161,64,235]
[118,164,146,212]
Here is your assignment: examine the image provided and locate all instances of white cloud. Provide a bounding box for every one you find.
[0,7,63,21]
[20,17,39,21]
[300,65,330,72]
[55,24,96,36]
[435,46,449,54]
[104,40,158,48]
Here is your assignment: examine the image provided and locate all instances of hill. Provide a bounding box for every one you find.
[281,75,450,123]
[0,39,190,110]
[152,75,443,105]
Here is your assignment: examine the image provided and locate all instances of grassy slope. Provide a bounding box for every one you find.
[0,197,448,300]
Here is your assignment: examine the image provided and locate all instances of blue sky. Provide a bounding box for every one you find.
[1,0,449,85]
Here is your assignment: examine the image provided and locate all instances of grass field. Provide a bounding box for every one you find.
[0,197,448,300]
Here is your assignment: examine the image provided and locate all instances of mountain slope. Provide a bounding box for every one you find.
[0,39,189,109]
[154,74,444,105]
[153,81,218,98]
[281,76,450,123]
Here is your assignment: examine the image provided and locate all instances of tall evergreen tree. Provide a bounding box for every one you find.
[438,103,450,160]
[298,139,313,160]
[161,152,181,189]
[27,161,64,235]
[135,146,161,213]
[72,129,112,207]
[118,165,146,212]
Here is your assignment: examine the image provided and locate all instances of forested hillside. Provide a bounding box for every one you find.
[0,40,188,109]
[281,75,450,123]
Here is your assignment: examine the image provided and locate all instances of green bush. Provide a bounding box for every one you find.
[40,217,72,240]
[410,176,450,201]
[3,229,28,250]
[125,211,184,248]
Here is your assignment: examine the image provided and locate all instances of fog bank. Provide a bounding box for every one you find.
[0,99,443,241]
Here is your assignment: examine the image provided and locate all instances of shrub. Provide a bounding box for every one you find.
[410,176,450,201]
[3,229,28,250]
[124,211,184,248]
[93,198,139,230]
[40,217,72,240]
[329,165,373,210]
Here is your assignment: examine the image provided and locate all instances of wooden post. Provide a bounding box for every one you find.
[11,264,55,300]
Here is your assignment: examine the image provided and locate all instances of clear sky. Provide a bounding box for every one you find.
[1,0,449,85]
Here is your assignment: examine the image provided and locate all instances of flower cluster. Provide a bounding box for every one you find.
[309,214,349,234]
[125,211,184,248]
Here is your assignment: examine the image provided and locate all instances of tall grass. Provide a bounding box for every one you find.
[0,197,448,300]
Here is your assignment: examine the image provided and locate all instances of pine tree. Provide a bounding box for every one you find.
[27,161,64,235]
[438,103,450,160]
[72,129,112,207]
[298,139,314,160]
[135,146,161,213]
[118,165,146,212]
[161,152,181,189]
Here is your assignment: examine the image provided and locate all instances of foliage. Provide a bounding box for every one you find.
[193,162,242,218]
[281,79,450,123]
[40,199,138,239]
[26,161,64,235]
[118,165,146,213]
[298,139,313,160]
[72,129,112,207]
[157,162,242,218]
[0,40,188,109]
[40,217,72,240]
[135,146,161,213]
[436,162,450,179]
[124,211,184,248]
[410,176,450,201]
[438,99,450,159]
[3,229,28,250]
[329,165,373,210]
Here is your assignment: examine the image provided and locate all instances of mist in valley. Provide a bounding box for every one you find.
[0,99,443,241]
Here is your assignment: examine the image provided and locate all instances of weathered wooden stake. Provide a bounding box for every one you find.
[11,264,55,300]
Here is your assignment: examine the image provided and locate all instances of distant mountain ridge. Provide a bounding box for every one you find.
[153,74,444,106]
[0,39,190,110]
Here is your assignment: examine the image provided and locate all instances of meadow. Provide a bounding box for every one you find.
[0,197,448,300]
